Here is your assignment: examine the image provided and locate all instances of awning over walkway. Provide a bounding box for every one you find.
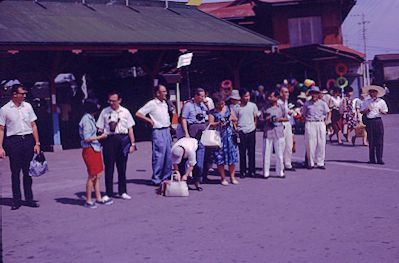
[0,0,277,51]
[281,44,365,62]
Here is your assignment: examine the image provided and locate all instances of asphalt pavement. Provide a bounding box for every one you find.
[1,115,399,263]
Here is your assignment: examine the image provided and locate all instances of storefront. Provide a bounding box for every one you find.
[0,0,277,150]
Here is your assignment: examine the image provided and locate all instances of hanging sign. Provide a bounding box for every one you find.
[177,53,193,68]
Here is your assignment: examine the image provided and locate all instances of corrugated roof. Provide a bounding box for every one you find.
[281,44,365,62]
[200,2,255,18]
[374,54,399,61]
[0,0,277,50]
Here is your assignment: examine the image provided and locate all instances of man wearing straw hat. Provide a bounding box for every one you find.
[302,86,330,169]
[360,85,388,165]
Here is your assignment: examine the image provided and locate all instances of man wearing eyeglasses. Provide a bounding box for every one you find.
[96,91,136,203]
[0,84,41,210]
[180,88,209,189]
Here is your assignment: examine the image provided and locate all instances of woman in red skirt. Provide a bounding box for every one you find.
[79,102,111,208]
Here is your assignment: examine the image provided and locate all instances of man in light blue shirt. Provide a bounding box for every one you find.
[181,88,209,187]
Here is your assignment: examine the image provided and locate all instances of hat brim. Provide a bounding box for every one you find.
[230,96,241,100]
[362,85,385,97]
[309,89,321,94]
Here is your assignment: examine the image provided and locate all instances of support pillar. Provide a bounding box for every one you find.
[49,52,63,152]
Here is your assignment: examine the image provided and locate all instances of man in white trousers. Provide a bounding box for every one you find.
[302,86,330,169]
[278,87,296,171]
[262,90,288,178]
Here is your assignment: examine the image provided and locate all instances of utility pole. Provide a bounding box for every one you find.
[357,13,370,86]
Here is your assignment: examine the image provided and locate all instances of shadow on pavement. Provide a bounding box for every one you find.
[326,160,369,164]
[126,179,154,186]
[55,198,84,206]
[0,197,13,207]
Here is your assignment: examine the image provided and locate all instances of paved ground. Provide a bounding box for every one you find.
[1,115,399,263]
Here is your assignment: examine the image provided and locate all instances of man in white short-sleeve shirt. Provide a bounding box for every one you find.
[360,86,388,164]
[0,84,41,210]
[97,91,136,202]
[136,85,172,185]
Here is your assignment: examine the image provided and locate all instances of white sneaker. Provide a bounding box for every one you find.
[264,174,270,179]
[231,178,239,185]
[98,196,113,205]
[221,179,229,186]
[121,193,132,200]
[102,195,111,202]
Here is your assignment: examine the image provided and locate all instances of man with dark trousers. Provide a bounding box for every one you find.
[180,88,209,190]
[0,84,41,210]
[234,88,259,178]
[360,85,388,165]
[97,91,136,203]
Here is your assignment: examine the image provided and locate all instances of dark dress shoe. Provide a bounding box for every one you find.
[240,173,246,179]
[196,186,204,192]
[25,201,40,208]
[307,166,314,170]
[377,161,385,165]
[368,160,376,164]
[317,166,326,170]
[285,167,296,171]
[11,201,21,210]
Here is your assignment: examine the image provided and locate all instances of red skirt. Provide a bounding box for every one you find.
[82,147,104,177]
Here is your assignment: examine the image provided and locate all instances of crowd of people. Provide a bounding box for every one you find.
[0,80,389,209]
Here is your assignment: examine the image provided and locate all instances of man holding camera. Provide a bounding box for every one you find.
[136,85,172,186]
[181,88,209,188]
[97,91,136,202]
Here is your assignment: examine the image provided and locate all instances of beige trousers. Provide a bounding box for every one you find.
[304,122,326,167]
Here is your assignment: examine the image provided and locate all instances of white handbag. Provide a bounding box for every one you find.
[200,124,222,148]
[162,171,189,197]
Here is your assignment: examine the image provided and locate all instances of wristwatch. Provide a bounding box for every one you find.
[35,142,41,146]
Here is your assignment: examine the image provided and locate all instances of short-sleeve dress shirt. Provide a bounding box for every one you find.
[96,105,135,135]
[360,98,388,119]
[137,98,170,129]
[0,101,37,137]
[262,104,285,139]
[181,100,208,124]
[234,102,259,134]
[302,99,329,122]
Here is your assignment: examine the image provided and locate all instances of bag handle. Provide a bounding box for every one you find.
[171,170,181,182]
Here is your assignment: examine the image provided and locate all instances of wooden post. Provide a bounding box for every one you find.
[233,67,240,90]
[49,52,63,152]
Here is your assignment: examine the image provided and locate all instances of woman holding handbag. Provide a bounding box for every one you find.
[208,93,239,186]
